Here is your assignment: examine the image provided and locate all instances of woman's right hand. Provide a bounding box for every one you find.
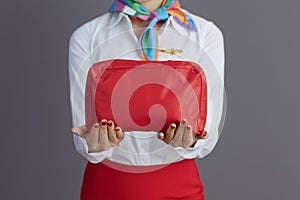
[70,119,125,153]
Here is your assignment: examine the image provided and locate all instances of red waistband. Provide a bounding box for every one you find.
[81,159,204,200]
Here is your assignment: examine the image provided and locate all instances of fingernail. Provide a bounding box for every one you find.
[101,121,107,126]
[202,131,207,137]
[182,119,187,125]
[107,121,113,126]
[94,124,100,128]
[159,132,164,139]
[115,127,120,132]
[187,125,191,130]
[171,124,176,129]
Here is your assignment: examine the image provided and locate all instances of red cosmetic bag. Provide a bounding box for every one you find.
[85,59,207,135]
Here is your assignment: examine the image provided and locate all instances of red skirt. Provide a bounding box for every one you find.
[80,158,204,200]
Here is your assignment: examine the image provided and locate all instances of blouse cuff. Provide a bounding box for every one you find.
[73,135,114,164]
[171,130,219,159]
[171,139,207,159]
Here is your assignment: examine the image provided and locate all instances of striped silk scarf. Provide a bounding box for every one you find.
[109,0,196,61]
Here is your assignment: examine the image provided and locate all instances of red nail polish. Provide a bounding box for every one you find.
[115,127,120,132]
[95,124,100,128]
[202,131,207,137]
[171,124,176,129]
[101,121,107,126]
[107,121,113,126]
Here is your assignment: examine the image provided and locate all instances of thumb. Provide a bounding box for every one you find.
[157,132,165,140]
[71,125,88,138]
[198,130,208,139]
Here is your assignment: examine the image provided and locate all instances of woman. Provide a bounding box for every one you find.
[69,0,225,199]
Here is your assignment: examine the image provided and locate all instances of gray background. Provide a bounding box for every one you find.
[1,0,299,199]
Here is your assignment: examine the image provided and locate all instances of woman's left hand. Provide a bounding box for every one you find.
[157,119,208,148]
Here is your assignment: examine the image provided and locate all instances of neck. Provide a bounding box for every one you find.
[140,0,164,12]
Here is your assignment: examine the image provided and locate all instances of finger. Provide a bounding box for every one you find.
[190,137,198,148]
[172,119,187,144]
[89,123,101,141]
[99,119,107,140]
[199,130,208,139]
[99,119,108,133]
[98,119,110,146]
[107,120,118,143]
[164,123,176,144]
[157,132,165,140]
[115,127,125,141]
[71,125,88,138]
[182,125,194,148]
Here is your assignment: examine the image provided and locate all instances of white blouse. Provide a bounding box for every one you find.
[68,8,225,166]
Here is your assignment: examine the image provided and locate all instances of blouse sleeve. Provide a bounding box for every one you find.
[172,21,225,159]
[68,25,113,163]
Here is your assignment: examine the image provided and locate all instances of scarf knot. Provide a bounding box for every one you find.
[151,7,169,21]
[109,0,196,60]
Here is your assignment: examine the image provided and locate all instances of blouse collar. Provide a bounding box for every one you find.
[107,9,193,36]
